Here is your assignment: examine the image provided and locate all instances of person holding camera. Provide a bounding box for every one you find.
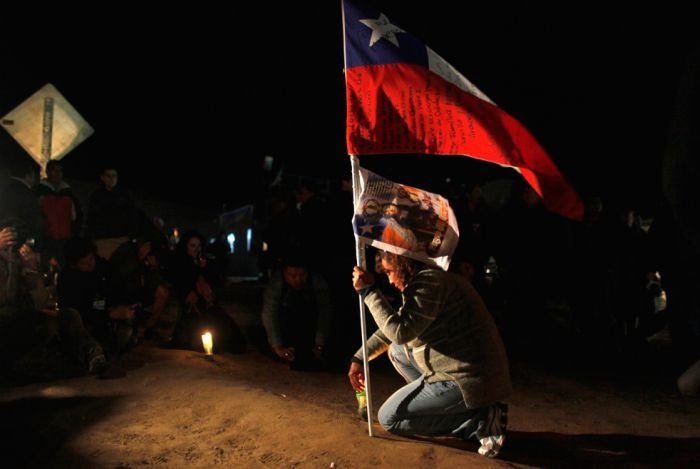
[0,221,107,381]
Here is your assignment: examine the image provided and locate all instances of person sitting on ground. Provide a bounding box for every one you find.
[349,250,512,458]
[109,236,170,340]
[57,237,138,355]
[166,231,245,353]
[261,253,333,371]
[0,221,107,381]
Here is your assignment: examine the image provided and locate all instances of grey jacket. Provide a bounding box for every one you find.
[354,268,512,409]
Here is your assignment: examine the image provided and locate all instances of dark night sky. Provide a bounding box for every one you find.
[0,1,696,212]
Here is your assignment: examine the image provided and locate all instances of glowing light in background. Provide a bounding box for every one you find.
[227,233,235,253]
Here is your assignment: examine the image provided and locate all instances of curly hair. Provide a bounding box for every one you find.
[374,251,422,287]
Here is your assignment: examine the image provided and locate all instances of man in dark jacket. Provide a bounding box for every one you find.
[85,167,140,260]
[0,159,42,249]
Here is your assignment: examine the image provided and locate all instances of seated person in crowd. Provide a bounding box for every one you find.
[261,253,333,371]
[166,231,245,353]
[57,237,137,355]
[0,221,107,380]
[109,236,170,339]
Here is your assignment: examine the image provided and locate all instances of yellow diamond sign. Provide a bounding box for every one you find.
[1,83,94,169]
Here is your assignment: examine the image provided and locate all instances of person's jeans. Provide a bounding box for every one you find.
[378,342,489,437]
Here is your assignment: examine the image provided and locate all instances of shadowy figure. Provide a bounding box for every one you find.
[109,236,170,340]
[261,252,333,371]
[166,231,245,354]
[85,167,140,260]
[0,222,107,382]
[58,237,138,356]
[0,160,43,251]
[34,160,82,267]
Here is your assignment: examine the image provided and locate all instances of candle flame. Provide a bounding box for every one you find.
[201,332,213,355]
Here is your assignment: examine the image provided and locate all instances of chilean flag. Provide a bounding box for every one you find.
[343,0,584,221]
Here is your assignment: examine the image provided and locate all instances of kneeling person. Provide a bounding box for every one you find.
[262,254,333,371]
[349,251,511,458]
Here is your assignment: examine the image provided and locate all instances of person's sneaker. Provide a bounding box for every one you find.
[477,403,508,458]
[87,353,110,375]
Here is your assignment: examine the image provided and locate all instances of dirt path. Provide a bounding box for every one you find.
[1,341,699,468]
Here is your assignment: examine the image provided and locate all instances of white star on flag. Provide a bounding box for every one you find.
[359,13,405,47]
[360,223,374,235]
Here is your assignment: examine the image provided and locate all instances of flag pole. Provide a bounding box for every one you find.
[343,0,373,437]
[350,155,374,437]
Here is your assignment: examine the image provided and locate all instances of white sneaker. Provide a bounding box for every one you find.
[478,433,506,458]
[477,403,508,458]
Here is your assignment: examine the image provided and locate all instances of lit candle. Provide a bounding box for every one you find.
[201,332,213,356]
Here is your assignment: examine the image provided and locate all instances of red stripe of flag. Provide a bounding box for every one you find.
[344,1,584,221]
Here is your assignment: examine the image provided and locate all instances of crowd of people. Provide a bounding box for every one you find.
[1,156,698,459]
[0,160,251,382]
[0,162,356,379]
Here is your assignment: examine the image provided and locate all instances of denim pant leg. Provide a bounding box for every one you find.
[380,343,479,436]
[387,342,422,383]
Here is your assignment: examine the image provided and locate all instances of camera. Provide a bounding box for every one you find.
[0,217,34,248]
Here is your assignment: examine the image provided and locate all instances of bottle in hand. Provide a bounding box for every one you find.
[355,389,368,421]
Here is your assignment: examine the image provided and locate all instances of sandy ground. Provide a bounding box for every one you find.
[1,290,699,468]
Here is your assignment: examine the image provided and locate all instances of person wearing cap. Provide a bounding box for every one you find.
[348,250,511,458]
